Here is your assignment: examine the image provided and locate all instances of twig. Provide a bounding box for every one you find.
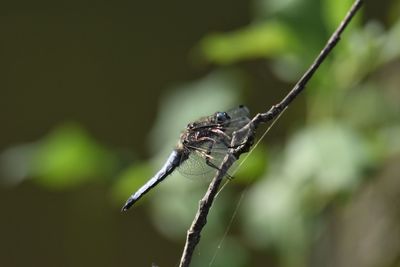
[178,0,364,266]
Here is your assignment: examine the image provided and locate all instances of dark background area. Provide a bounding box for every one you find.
[0,0,250,153]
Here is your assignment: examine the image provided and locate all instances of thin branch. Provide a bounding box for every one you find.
[178,0,364,266]
[252,0,363,128]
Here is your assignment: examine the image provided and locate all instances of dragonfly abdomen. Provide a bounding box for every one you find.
[121,149,183,211]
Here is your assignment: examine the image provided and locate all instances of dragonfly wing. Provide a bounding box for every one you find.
[178,151,214,180]
[226,105,250,120]
[178,140,229,180]
[220,105,251,136]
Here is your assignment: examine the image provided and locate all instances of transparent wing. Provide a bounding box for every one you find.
[177,105,251,179]
[178,150,219,180]
[178,146,238,181]
[219,105,251,136]
[226,105,250,120]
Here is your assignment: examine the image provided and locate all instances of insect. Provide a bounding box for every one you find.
[122,105,251,211]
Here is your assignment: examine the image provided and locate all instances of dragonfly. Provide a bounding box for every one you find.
[122,105,251,211]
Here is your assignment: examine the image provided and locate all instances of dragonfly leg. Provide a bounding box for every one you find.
[227,140,248,149]
[187,135,235,179]
[196,136,216,156]
[201,136,235,180]
[211,128,231,147]
[212,128,231,140]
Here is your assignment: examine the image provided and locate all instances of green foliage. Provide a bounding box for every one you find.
[233,147,268,183]
[200,22,298,64]
[322,0,362,32]
[189,0,400,266]
[30,123,117,189]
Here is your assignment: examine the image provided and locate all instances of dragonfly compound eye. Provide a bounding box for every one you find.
[215,112,230,123]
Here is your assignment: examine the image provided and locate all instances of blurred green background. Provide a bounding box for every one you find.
[1,0,400,266]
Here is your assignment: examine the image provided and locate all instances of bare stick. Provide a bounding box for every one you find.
[178,1,363,266]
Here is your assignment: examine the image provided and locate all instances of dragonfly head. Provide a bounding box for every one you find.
[215,112,231,124]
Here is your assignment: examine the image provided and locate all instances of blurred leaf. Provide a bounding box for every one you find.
[322,0,362,33]
[241,122,370,267]
[252,0,299,18]
[254,0,328,59]
[374,126,400,160]
[283,122,367,194]
[242,176,302,245]
[340,84,393,129]
[31,123,117,189]
[307,22,390,121]
[333,22,386,89]
[380,17,400,63]
[233,146,268,184]
[270,53,304,82]
[199,21,297,64]
[242,175,308,267]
